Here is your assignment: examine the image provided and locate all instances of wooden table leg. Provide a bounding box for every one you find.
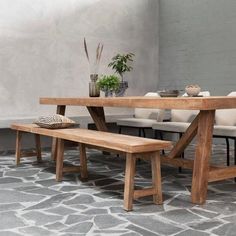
[87,106,108,132]
[191,110,215,204]
[51,105,66,161]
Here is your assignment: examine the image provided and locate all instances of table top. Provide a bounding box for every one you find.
[40,96,236,110]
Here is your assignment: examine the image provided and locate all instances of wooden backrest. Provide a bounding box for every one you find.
[11,124,172,153]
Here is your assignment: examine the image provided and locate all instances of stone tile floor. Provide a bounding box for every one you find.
[0,144,235,235]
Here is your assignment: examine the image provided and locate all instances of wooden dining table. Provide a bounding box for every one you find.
[40,96,236,204]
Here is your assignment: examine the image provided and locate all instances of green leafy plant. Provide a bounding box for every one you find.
[108,53,134,81]
[97,75,120,92]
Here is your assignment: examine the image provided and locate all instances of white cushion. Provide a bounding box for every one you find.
[152,122,190,133]
[117,118,158,128]
[213,125,236,137]
[134,92,164,121]
[215,91,236,126]
[171,91,210,122]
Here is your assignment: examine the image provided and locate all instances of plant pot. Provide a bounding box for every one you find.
[104,90,114,97]
[115,81,128,97]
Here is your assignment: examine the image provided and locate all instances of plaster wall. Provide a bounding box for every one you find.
[159,0,236,95]
[0,0,159,120]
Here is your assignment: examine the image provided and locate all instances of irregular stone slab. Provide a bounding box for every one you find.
[94,215,126,229]
[82,208,108,215]
[95,178,121,186]
[22,211,63,225]
[91,200,123,208]
[35,179,61,187]
[62,222,93,234]
[25,193,75,210]
[189,209,220,219]
[0,203,23,212]
[223,214,236,223]
[19,226,55,236]
[212,223,236,236]
[189,219,222,231]
[0,211,25,230]
[65,215,93,225]
[160,209,202,224]
[175,229,210,236]
[63,194,95,205]
[46,206,77,215]
[5,169,39,177]
[126,215,182,235]
[167,194,195,208]
[23,187,60,196]
[45,222,66,231]
[201,202,236,215]
[0,177,22,184]
[0,190,44,203]
[60,186,80,192]
[0,231,22,236]
[127,224,160,236]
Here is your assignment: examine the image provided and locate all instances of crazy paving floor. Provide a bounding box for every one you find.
[0,144,235,236]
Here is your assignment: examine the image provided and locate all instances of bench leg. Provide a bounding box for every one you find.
[34,134,42,163]
[56,139,65,181]
[151,152,163,204]
[124,153,136,211]
[16,131,22,165]
[79,143,88,179]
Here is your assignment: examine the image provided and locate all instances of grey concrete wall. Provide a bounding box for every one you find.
[159,0,236,95]
[0,0,159,121]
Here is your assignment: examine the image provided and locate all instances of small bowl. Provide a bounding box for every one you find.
[159,90,179,97]
[185,85,201,96]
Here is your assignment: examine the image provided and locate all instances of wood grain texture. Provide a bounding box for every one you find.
[52,105,66,161]
[191,110,215,204]
[15,131,22,165]
[124,153,136,211]
[11,124,172,154]
[40,96,236,110]
[79,143,88,179]
[151,151,162,204]
[56,138,64,182]
[168,114,199,159]
[34,134,42,163]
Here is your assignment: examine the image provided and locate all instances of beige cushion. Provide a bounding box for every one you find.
[152,122,190,133]
[213,125,236,137]
[215,91,236,126]
[34,115,76,129]
[117,118,158,128]
[171,91,210,122]
[134,92,164,121]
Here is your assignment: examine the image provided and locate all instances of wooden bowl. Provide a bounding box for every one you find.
[159,90,179,97]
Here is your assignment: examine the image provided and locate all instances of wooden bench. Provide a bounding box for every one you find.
[11,123,172,211]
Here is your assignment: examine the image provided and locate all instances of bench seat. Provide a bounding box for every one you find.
[11,123,172,211]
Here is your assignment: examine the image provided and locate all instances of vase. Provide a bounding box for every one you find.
[89,81,100,97]
[104,90,114,97]
[115,81,128,97]
[90,74,98,82]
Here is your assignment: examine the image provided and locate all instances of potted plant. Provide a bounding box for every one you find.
[97,75,120,97]
[108,52,134,96]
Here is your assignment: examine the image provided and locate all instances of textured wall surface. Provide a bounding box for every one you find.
[159,0,236,95]
[0,0,159,119]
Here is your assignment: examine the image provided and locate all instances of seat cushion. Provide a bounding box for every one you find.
[152,122,190,133]
[117,118,158,128]
[213,125,236,138]
[34,115,76,129]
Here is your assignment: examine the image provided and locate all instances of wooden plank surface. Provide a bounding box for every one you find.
[11,124,172,153]
[40,96,236,110]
